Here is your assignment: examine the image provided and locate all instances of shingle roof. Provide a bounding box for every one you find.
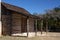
[1,2,32,16]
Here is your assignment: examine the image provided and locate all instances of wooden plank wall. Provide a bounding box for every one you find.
[28,18,34,32]
[12,12,21,34]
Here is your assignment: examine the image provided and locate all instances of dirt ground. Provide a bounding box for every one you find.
[0,32,60,40]
[0,36,60,40]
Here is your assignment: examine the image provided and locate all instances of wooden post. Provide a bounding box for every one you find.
[35,20,37,36]
[27,18,29,37]
[41,20,43,34]
[0,4,2,36]
[0,21,2,36]
[46,20,48,34]
[46,14,48,34]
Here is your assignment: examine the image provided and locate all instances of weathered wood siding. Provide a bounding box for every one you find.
[12,12,21,34]
[2,14,11,35]
[12,12,27,34]
[29,18,34,32]
[21,16,27,33]
[2,5,35,36]
[1,5,12,35]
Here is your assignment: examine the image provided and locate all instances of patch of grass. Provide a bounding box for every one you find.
[0,36,60,40]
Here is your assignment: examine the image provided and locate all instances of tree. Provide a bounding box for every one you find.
[44,7,60,32]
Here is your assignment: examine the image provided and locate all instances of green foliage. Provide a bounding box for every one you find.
[53,7,60,12]
[33,7,60,31]
[43,7,60,30]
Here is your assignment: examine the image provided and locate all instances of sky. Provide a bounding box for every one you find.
[2,0,60,14]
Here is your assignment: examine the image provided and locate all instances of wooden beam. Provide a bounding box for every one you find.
[35,20,37,36]
[46,21,48,34]
[0,5,2,36]
[0,21,2,36]
[27,18,29,37]
[41,20,43,34]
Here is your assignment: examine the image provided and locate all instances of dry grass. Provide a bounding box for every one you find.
[0,36,60,40]
[0,32,60,40]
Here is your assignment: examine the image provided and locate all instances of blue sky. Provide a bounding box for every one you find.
[2,0,60,14]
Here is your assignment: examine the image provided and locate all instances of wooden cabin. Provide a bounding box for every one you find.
[0,2,39,37]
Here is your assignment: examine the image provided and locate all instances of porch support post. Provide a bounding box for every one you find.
[46,20,48,34]
[0,20,2,36]
[0,5,2,36]
[35,19,37,36]
[41,19,43,34]
[27,18,29,37]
